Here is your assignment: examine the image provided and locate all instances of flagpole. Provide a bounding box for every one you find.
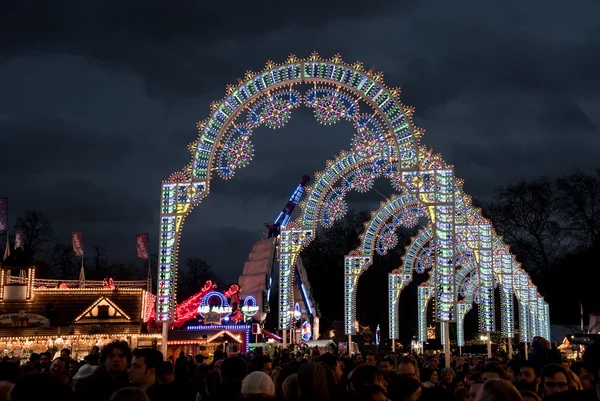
[580,301,584,332]
[147,257,152,293]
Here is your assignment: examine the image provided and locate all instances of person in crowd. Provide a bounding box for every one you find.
[297,362,329,401]
[398,356,419,380]
[108,387,150,401]
[482,362,510,381]
[73,363,99,394]
[157,361,194,401]
[84,353,100,366]
[427,355,440,371]
[469,380,484,401]
[75,340,132,401]
[282,373,298,401]
[453,387,470,401]
[240,371,275,400]
[28,353,40,371]
[566,368,584,392]
[319,353,344,384]
[175,351,189,383]
[420,367,439,388]
[530,337,562,376]
[440,366,458,392]
[379,357,395,373]
[520,390,542,401]
[366,352,377,366]
[571,362,594,391]
[0,361,19,401]
[474,378,522,401]
[387,376,422,401]
[39,351,52,373]
[251,354,274,376]
[275,361,300,399]
[128,348,163,401]
[61,348,72,361]
[204,355,247,401]
[350,364,388,395]
[10,373,62,401]
[540,363,569,399]
[50,357,68,377]
[516,361,540,393]
[348,384,388,401]
[583,340,600,400]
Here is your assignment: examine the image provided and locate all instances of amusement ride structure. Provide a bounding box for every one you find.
[156,53,550,362]
[237,175,319,343]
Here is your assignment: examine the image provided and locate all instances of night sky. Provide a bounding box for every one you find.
[1,0,599,283]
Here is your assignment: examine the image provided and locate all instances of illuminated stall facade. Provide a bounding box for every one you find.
[0,251,159,358]
[162,281,254,359]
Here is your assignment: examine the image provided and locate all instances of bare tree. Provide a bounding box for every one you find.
[555,169,600,250]
[486,178,564,272]
[93,245,107,278]
[179,258,219,300]
[48,243,76,279]
[14,211,54,257]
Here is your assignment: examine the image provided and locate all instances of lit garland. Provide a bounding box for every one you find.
[377,226,399,255]
[415,245,434,273]
[314,95,346,125]
[322,190,348,227]
[352,127,382,158]
[224,136,253,171]
[351,169,375,193]
[260,99,292,129]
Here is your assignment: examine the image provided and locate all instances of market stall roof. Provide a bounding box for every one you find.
[301,339,335,347]
[0,289,149,338]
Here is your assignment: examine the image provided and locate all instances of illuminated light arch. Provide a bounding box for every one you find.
[343,193,426,333]
[157,52,426,323]
[158,53,549,353]
[388,219,548,343]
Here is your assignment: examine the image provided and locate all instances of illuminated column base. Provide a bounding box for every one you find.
[161,322,169,359]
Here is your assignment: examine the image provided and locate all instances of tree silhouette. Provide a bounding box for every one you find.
[14,211,54,258]
[178,258,220,300]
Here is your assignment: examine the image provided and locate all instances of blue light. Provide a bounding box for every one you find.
[300,283,313,315]
[187,325,251,331]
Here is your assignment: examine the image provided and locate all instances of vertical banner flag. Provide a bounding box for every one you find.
[14,230,24,250]
[0,198,7,231]
[136,233,149,259]
[72,230,84,256]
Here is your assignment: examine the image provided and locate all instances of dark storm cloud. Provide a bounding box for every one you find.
[0,0,402,98]
[1,0,599,279]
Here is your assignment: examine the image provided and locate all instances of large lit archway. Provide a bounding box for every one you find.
[157,53,549,356]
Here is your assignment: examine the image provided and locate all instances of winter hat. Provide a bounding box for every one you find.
[73,364,98,380]
[241,371,275,397]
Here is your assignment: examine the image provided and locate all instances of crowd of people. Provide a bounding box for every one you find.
[0,335,599,401]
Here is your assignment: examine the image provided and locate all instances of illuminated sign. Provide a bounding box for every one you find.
[198,291,232,318]
[293,302,301,321]
[197,305,233,315]
[301,320,312,341]
[241,296,259,317]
